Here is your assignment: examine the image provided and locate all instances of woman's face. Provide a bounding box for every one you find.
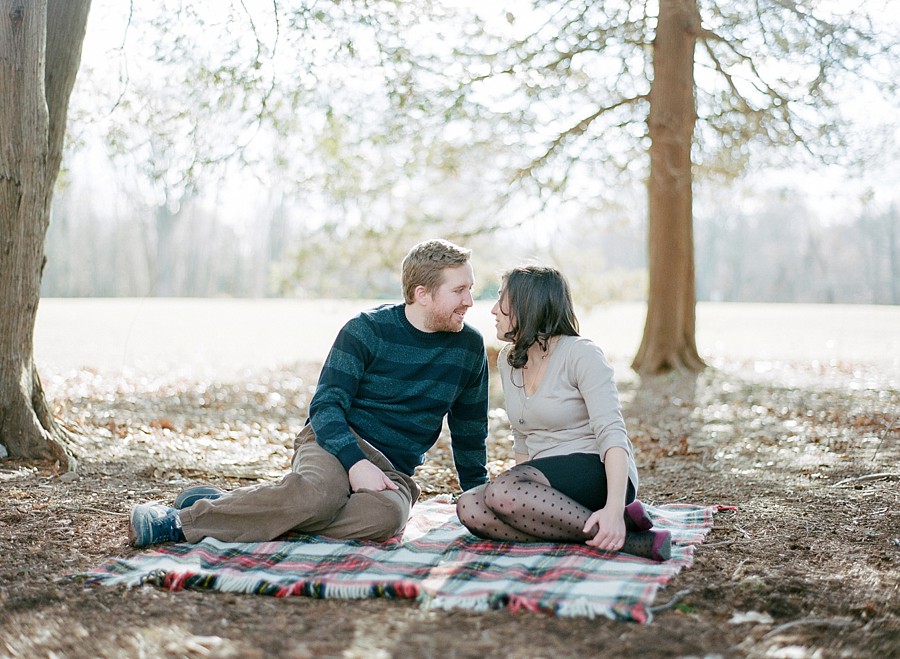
[490,286,514,342]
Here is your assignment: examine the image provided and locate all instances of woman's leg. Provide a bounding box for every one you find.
[456,484,543,542]
[480,465,594,542]
[457,455,616,542]
[457,457,671,559]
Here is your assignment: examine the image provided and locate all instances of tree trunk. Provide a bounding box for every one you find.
[0,0,92,468]
[632,0,706,374]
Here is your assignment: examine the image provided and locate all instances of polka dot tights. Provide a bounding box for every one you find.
[456,465,595,543]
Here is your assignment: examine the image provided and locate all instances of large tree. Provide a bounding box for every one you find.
[634,0,704,372]
[410,0,898,373]
[0,0,91,468]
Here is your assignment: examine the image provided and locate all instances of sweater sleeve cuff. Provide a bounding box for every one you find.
[336,442,368,473]
[458,472,488,492]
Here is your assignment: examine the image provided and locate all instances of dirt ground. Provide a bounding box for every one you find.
[1,354,897,658]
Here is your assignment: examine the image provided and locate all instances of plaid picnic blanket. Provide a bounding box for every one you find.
[85,497,716,623]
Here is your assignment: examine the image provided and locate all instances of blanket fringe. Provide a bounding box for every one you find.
[213,574,277,594]
[425,595,493,612]
[324,583,377,599]
[120,571,422,602]
[556,597,651,623]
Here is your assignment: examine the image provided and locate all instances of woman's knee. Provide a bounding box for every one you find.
[456,488,483,526]
[456,489,495,537]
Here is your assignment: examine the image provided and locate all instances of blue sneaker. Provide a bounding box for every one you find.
[129,503,185,547]
[174,486,224,510]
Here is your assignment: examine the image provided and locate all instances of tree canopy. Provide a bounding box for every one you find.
[66,0,899,289]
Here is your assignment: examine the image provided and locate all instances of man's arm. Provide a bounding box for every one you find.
[447,348,490,491]
[308,316,374,474]
[310,316,400,492]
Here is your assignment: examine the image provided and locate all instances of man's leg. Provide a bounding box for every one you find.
[179,425,349,543]
[302,431,421,542]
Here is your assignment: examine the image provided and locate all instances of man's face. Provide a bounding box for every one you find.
[422,263,475,333]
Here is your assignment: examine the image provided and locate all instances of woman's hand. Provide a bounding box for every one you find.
[583,506,626,550]
[584,446,629,550]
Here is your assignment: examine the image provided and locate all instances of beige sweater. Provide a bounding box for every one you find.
[498,335,639,492]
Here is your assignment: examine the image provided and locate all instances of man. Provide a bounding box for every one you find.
[129,239,488,546]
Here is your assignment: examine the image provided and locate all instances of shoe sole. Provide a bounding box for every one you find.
[129,502,157,547]
[127,509,137,546]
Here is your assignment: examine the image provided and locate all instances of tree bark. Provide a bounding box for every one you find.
[632,0,706,374]
[0,0,92,468]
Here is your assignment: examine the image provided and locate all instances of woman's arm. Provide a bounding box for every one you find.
[582,448,629,549]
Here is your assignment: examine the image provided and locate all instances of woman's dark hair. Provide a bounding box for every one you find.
[500,265,580,369]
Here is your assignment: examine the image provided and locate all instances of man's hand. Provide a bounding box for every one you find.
[348,459,400,493]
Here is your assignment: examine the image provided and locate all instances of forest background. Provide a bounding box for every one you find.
[45,0,900,306]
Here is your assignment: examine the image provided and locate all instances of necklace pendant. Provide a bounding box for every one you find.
[518,418,525,424]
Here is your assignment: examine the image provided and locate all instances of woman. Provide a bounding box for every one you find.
[456,265,671,561]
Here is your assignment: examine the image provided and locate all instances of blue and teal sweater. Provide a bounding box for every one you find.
[308,303,488,491]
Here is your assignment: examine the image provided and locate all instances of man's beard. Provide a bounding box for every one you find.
[424,307,465,333]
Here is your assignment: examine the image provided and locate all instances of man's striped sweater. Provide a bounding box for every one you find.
[308,303,488,491]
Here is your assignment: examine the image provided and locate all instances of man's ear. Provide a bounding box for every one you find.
[412,285,431,305]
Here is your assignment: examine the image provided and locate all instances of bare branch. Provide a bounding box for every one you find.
[514,94,647,183]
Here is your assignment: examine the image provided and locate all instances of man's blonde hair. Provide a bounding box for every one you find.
[401,239,471,304]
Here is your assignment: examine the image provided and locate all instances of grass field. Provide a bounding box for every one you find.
[35,298,900,384]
